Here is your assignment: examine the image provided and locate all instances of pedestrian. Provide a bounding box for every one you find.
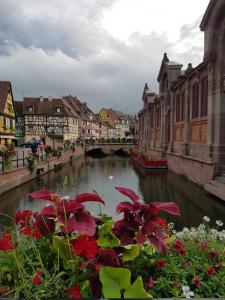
[39,142,45,153]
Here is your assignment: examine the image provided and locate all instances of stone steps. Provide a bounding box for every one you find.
[204,177,225,201]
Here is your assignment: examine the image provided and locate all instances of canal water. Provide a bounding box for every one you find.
[0,155,224,230]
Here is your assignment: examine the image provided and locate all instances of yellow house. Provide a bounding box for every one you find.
[99,108,118,128]
[0,81,16,145]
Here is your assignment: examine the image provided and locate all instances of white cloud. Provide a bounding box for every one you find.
[0,0,208,114]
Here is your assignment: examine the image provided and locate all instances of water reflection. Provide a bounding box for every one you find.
[0,156,224,230]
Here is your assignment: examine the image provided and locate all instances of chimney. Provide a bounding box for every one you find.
[48,96,53,102]
[40,96,44,102]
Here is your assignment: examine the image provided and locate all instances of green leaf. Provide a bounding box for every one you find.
[98,221,113,235]
[122,244,140,262]
[124,276,152,298]
[99,267,131,298]
[97,221,120,248]
[143,244,156,255]
[52,236,71,269]
[97,233,120,248]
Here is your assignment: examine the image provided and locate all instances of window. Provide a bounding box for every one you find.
[2,117,6,128]
[56,107,61,113]
[175,94,181,122]
[27,106,33,112]
[150,110,154,128]
[201,76,208,117]
[156,106,161,127]
[10,119,13,129]
[181,91,185,122]
[192,82,200,119]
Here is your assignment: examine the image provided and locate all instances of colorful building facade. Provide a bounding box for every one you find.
[0,81,16,145]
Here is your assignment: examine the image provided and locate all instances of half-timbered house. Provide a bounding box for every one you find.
[0,81,16,145]
[23,96,79,147]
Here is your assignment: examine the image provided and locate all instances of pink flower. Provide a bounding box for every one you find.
[148,277,156,288]
[192,276,201,287]
[183,260,189,268]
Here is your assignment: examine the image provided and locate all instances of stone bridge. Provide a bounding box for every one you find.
[84,143,136,154]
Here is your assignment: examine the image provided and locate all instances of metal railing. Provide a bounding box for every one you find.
[0,148,71,172]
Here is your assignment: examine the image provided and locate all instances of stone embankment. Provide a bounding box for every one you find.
[0,147,84,195]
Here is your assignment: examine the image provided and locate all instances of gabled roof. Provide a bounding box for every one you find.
[14,101,23,117]
[0,81,13,115]
[23,97,77,117]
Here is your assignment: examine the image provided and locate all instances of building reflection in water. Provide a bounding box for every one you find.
[0,156,224,230]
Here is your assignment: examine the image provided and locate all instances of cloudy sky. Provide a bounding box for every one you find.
[0,0,209,114]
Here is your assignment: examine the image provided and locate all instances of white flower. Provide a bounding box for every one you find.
[182,286,194,298]
[108,175,114,181]
[203,216,210,222]
[216,220,223,227]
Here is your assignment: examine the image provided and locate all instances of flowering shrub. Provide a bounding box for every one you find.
[26,152,39,172]
[52,147,63,158]
[0,143,16,170]
[44,145,52,157]
[0,188,224,299]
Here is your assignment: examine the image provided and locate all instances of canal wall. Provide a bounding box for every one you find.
[140,146,215,186]
[0,147,84,195]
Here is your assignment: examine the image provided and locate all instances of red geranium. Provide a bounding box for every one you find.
[70,235,97,259]
[175,239,187,255]
[206,266,216,276]
[32,272,44,285]
[0,233,14,251]
[156,259,166,269]
[66,284,81,298]
[202,240,209,250]
[209,250,217,259]
[192,276,201,287]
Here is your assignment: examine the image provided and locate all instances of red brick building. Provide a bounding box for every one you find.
[138,0,225,199]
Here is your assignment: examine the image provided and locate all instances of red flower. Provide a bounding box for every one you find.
[156,259,166,269]
[32,272,44,285]
[175,239,187,255]
[0,233,14,251]
[148,277,156,288]
[177,246,187,255]
[70,235,97,259]
[209,250,217,259]
[194,239,199,244]
[183,260,189,268]
[66,284,81,298]
[206,266,216,276]
[192,276,201,287]
[156,218,169,236]
[202,240,209,250]
[175,239,184,248]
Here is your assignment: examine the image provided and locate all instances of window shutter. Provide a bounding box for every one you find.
[181,91,185,121]
[192,82,199,119]
[201,76,208,117]
[176,94,180,122]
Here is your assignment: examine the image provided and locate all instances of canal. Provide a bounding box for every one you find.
[0,155,224,230]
